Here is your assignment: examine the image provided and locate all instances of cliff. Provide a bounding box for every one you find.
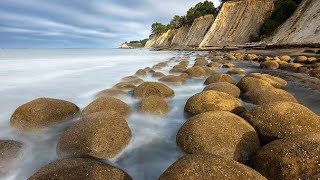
[171,25,191,48]
[267,0,320,45]
[145,34,161,48]
[119,43,143,49]
[153,29,177,48]
[200,0,274,47]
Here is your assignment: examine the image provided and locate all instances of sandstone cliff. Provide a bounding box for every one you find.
[267,0,320,45]
[171,25,191,48]
[153,29,177,48]
[200,0,274,47]
[145,34,161,48]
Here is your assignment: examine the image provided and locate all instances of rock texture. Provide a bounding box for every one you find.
[267,0,320,45]
[0,140,24,175]
[170,25,191,48]
[200,0,274,47]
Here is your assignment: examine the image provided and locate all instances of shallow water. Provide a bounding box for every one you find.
[0,49,319,180]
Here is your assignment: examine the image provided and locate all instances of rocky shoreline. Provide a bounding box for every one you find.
[1,50,320,179]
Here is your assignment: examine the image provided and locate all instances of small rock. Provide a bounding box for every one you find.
[96,88,126,98]
[135,69,147,77]
[132,82,174,98]
[204,74,236,85]
[293,56,308,63]
[227,68,246,75]
[203,82,241,98]
[140,95,169,115]
[113,82,136,91]
[260,61,279,69]
[159,75,186,85]
[152,72,165,78]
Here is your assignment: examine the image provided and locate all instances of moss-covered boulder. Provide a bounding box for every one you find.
[57,112,131,159]
[82,97,131,117]
[177,111,260,163]
[139,95,169,115]
[204,74,236,85]
[251,133,320,180]
[184,90,245,116]
[29,158,132,180]
[132,82,174,98]
[159,154,266,180]
[10,98,79,132]
[242,102,320,144]
[203,82,240,98]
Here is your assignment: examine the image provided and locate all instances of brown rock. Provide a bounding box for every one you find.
[237,77,274,93]
[306,57,317,64]
[177,111,260,163]
[246,73,287,89]
[244,54,259,61]
[227,68,246,75]
[139,95,169,115]
[113,82,136,91]
[159,75,186,85]
[57,112,131,159]
[293,56,308,63]
[282,63,303,71]
[194,59,208,66]
[179,73,189,79]
[207,62,221,67]
[10,98,80,132]
[260,61,279,69]
[309,68,320,79]
[169,68,185,74]
[251,133,320,180]
[152,72,165,78]
[279,55,291,62]
[184,66,208,78]
[222,63,236,68]
[121,75,138,82]
[242,102,320,144]
[204,74,235,85]
[159,154,266,180]
[132,82,174,98]
[184,90,245,116]
[82,97,132,117]
[173,64,186,69]
[135,69,147,77]
[29,158,132,180]
[0,140,24,175]
[96,88,126,98]
[203,82,241,98]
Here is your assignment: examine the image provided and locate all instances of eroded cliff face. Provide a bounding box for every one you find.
[267,0,320,45]
[145,34,161,48]
[171,25,191,48]
[185,14,215,47]
[152,29,177,48]
[200,0,274,47]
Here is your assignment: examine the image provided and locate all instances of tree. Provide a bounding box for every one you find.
[185,0,217,24]
[167,15,184,29]
[151,22,168,35]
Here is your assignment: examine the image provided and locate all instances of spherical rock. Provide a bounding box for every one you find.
[222,63,236,68]
[152,71,165,78]
[179,60,189,66]
[227,54,237,60]
[242,88,298,105]
[203,82,240,98]
[306,57,317,64]
[179,73,189,79]
[207,62,221,67]
[294,56,308,63]
[121,75,139,82]
[279,55,291,62]
[57,112,132,159]
[135,69,147,77]
[96,88,126,98]
[29,158,132,180]
[113,82,136,91]
[177,111,260,163]
[281,63,303,71]
[159,75,186,85]
[82,97,132,117]
[244,54,259,61]
[204,74,235,85]
[184,66,208,78]
[10,98,80,132]
[169,68,185,74]
[173,64,186,69]
[242,102,320,144]
[132,82,174,98]
[0,140,24,175]
[194,59,208,66]
[246,73,287,88]
[227,68,246,75]
[159,154,266,180]
[184,90,245,116]
[260,61,279,69]
[139,95,169,115]
[251,133,320,180]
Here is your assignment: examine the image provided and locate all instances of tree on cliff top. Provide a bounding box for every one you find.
[184,0,217,24]
[151,22,168,35]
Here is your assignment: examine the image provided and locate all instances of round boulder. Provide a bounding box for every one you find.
[159,154,266,180]
[57,112,132,159]
[242,88,298,105]
[246,73,287,88]
[169,68,185,74]
[0,140,24,175]
[260,61,279,69]
[309,68,320,79]
[207,62,221,67]
[279,55,291,62]
[152,71,165,78]
[184,90,245,116]
[139,95,169,115]
[194,59,208,66]
[184,66,208,78]
[82,97,132,117]
[242,102,320,144]
[10,98,80,132]
[237,77,274,93]
[294,56,308,63]
[203,82,240,98]
[96,88,126,98]
[121,75,139,82]
[281,63,303,71]
[179,73,189,79]
[177,111,260,163]
[222,63,236,68]
[29,158,132,180]
[251,133,320,180]
[132,82,174,98]
[159,75,186,85]
[135,69,147,77]
[204,74,236,85]
[227,68,246,75]
[113,82,136,91]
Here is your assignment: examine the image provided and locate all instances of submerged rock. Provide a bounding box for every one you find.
[260,60,279,69]
[57,112,131,159]
[0,140,24,175]
[184,90,244,116]
[204,74,235,85]
[82,97,132,117]
[139,95,169,115]
[29,158,132,180]
[203,82,240,98]
[177,111,260,163]
[159,75,186,85]
[152,71,165,78]
[10,98,79,132]
[279,55,291,62]
[227,68,246,75]
[251,133,320,180]
[132,82,174,98]
[184,66,208,78]
[242,102,320,144]
[135,69,147,77]
[158,154,266,180]
[169,67,186,74]
[113,82,136,91]
[96,88,126,98]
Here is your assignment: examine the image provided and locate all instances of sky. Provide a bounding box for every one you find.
[0,0,220,48]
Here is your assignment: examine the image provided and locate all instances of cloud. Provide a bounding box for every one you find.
[0,0,220,48]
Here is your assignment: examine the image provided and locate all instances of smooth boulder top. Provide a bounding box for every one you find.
[203,82,241,98]
[28,158,132,180]
[0,140,24,175]
[246,73,287,88]
[184,90,245,116]
[237,76,274,93]
[135,69,147,77]
[184,66,209,78]
[251,133,320,180]
[57,112,132,159]
[152,71,165,78]
[112,82,136,91]
[204,73,236,85]
[177,111,260,163]
[159,75,186,85]
[10,98,80,132]
[260,61,280,70]
[96,88,126,98]
[242,88,298,105]
[139,95,169,115]
[158,154,266,180]
[82,97,132,117]
[242,102,320,144]
[227,68,246,75]
[132,82,174,98]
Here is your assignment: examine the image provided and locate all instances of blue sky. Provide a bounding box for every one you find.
[0,0,220,48]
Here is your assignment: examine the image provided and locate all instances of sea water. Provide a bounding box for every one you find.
[0,49,319,180]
